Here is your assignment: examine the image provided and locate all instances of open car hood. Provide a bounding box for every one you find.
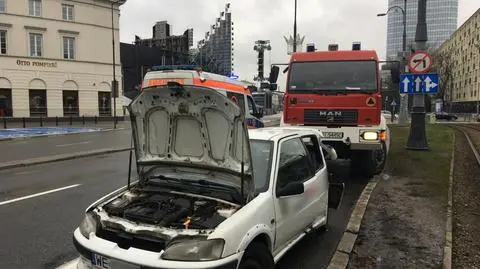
[128,84,254,194]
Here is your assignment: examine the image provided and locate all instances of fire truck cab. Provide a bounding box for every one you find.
[273,43,390,177]
[141,65,265,129]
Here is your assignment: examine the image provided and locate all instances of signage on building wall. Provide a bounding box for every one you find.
[16,59,58,68]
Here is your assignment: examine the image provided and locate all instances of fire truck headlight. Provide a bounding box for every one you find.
[361,131,379,141]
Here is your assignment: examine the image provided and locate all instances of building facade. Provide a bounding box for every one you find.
[435,9,480,113]
[0,0,125,118]
[136,21,193,66]
[386,0,458,60]
[194,3,233,76]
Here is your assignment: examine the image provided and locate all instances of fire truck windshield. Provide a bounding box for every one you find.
[287,60,377,93]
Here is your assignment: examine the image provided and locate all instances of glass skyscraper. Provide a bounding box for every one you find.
[386,0,458,60]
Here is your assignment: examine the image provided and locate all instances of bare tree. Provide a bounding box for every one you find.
[432,50,454,112]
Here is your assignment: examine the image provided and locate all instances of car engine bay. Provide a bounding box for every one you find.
[103,191,239,230]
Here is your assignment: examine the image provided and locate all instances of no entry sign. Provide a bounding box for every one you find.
[408,51,433,73]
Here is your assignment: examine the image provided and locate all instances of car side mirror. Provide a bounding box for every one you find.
[321,144,338,160]
[269,66,280,83]
[277,181,304,197]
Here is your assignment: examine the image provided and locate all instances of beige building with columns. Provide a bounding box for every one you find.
[0,0,126,118]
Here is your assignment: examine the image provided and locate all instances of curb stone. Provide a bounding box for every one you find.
[443,133,455,269]
[0,147,132,171]
[326,176,380,269]
[0,127,128,142]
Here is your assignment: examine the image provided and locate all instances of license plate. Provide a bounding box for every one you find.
[322,132,344,139]
[91,253,111,269]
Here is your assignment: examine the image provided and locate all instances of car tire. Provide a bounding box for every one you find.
[350,143,386,178]
[238,242,274,269]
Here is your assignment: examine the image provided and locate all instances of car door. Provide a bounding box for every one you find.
[246,95,264,128]
[300,135,329,224]
[273,137,316,250]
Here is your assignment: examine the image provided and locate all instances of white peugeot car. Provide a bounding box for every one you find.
[72,82,343,269]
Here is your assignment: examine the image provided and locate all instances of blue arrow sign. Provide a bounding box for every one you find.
[399,73,439,94]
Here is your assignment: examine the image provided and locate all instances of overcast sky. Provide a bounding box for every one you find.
[119,0,479,86]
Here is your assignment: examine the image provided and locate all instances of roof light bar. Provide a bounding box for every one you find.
[151,65,201,71]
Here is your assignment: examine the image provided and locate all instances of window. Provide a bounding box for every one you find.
[250,140,274,193]
[288,61,378,93]
[301,135,324,171]
[0,0,5,12]
[247,95,257,116]
[0,30,6,54]
[226,92,245,112]
[29,0,41,16]
[276,138,314,192]
[29,33,42,57]
[63,37,75,59]
[62,4,74,21]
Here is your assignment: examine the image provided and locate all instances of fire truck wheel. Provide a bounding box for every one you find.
[373,141,387,175]
[350,143,386,178]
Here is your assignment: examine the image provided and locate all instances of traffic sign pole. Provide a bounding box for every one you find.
[406,0,429,151]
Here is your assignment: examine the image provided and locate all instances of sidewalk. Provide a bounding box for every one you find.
[347,125,454,268]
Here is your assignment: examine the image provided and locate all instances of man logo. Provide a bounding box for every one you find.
[319,111,342,117]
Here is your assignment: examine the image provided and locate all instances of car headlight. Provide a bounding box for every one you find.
[161,238,225,261]
[361,131,378,141]
[79,212,99,239]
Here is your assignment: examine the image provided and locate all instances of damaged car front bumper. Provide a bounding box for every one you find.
[73,229,240,269]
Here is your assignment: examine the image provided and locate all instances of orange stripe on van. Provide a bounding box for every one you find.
[148,79,185,86]
[192,78,249,94]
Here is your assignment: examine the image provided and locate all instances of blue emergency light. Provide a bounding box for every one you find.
[151,65,200,71]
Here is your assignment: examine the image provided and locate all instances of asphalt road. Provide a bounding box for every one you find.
[0,114,283,164]
[0,152,368,269]
[0,129,132,163]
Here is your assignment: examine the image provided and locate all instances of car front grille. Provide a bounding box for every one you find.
[96,227,166,252]
[304,109,358,124]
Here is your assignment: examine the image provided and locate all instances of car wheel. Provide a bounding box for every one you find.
[238,242,274,269]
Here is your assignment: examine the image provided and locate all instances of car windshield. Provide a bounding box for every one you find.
[250,139,274,193]
[288,60,378,92]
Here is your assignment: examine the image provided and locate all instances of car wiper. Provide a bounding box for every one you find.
[305,90,347,96]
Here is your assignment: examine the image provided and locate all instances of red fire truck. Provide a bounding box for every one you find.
[272,43,390,177]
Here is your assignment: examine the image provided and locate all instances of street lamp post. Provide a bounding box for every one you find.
[111,0,118,129]
[406,0,429,150]
[378,0,408,125]
[293,0,297,53]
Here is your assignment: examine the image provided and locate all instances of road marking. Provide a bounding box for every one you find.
[0,184,81,206]
[56,141,92,147]
[14,170,37,175]
[56,258,79,269]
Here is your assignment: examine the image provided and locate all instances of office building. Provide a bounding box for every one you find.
[121,22,194,98]
[0,0,126,118]
[386,0,458,60]
[136,21,193,65]
[435,9,480,113]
